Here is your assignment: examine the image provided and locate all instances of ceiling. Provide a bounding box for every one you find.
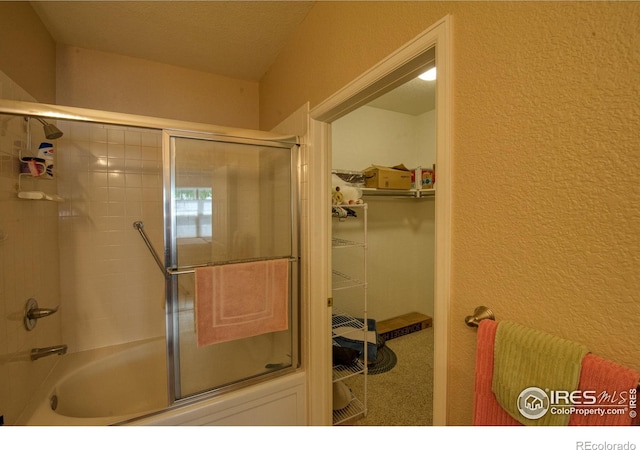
[29,1,435,115]
[367,77,436,116]
[30,1,316,81]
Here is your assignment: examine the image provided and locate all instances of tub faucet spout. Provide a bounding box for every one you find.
[30,345,68,361]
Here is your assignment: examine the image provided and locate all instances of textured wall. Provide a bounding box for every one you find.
[450,2,640,425]
[261,2,640,424]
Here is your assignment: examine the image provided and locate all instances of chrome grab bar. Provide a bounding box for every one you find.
[133,220,297,277]
[132,221,168,278]
[30,345,68,361]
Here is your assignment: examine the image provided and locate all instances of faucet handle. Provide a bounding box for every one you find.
[24,298,59,331]
[27,304,59,320]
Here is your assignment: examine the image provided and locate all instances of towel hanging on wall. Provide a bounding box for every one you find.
[473,318,640,426]
[195,258,289,347]
[472,319,521,426]
[569,353,640,426]
[492,321,589,426]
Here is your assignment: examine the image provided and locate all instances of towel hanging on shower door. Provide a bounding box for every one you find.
[195,258,289,346]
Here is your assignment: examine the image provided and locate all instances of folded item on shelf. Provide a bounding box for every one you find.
[332,346,360,366]
[332,316,378,363]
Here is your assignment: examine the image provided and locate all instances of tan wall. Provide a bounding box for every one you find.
[0,2,56,103]
[56,45,260,129]
[261,2,640,425]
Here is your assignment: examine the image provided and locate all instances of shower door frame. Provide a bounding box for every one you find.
[0,98,303,420]
[162,129,301,406]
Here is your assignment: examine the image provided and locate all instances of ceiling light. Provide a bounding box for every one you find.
[418,67,436,81]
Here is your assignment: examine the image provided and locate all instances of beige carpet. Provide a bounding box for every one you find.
[344,327,434,426]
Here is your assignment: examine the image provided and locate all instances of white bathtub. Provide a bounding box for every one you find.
[23,337,168,425]
[20,337,306,426]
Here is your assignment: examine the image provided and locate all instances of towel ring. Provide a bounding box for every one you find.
[465,306,495,327]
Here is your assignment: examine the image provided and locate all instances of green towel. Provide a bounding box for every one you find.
[492,321,589,426]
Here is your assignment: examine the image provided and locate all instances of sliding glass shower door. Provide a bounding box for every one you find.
[164,132,299,402]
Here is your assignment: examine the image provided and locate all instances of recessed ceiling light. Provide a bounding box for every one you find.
[418,67,436,81]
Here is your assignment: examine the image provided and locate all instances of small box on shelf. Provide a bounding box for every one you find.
[411,166,434,190]
[363,165,411,190]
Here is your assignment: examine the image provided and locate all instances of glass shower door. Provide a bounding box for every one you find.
[164,132,299,401]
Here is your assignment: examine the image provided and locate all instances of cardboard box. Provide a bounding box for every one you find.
[412,166,435,189]
[377,312,433,341]
[363,165,412,190]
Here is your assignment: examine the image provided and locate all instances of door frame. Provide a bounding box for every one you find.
[306,15,452,425]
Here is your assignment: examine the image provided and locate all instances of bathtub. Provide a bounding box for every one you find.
[20,337,306,426]
[22,337,168,425]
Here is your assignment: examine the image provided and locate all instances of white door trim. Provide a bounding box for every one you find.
[308,15,452,425]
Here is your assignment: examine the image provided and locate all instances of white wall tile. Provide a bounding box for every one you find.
[0,71,62,423]
[57,123,164,353]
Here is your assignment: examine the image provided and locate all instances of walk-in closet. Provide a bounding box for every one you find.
[330,69,437,425]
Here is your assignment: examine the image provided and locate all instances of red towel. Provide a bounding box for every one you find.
[569,353,640,426]
[472,319,520,426]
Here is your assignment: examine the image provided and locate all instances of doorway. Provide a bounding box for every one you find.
[330,67,436,425]
[307,16,452,425]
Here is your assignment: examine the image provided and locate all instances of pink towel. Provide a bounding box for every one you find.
[569,353,640,426]
[195,258,289,347]
[473,319,520,426]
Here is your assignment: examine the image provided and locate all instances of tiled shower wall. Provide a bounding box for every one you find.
[0,71,62,424]
[56,121,165,353]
